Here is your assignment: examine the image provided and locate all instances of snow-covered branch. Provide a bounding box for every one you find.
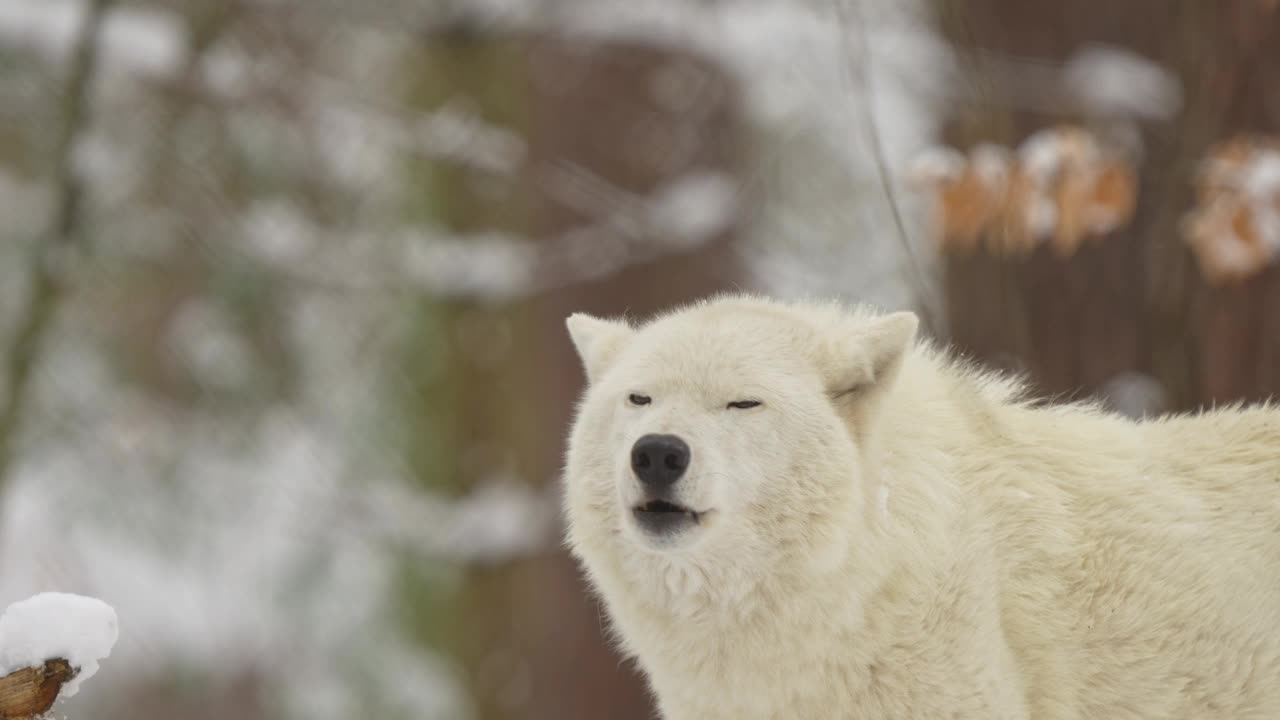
[0,593,118,719]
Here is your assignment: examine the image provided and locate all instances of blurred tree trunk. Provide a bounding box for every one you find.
[400,32,743,720]
[0,0,111,496]
[931,0,1280,409]
[519,39,742,720]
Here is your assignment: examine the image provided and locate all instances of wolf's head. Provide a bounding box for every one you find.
[562,295,917,608]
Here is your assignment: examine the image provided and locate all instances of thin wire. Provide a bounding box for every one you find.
[831,0,942,335]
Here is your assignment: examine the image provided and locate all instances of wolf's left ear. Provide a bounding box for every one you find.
[566,313,634,384]
[824,311,919,399]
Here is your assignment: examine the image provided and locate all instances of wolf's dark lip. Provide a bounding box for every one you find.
[631,500,703,534]
[634,499,695,515]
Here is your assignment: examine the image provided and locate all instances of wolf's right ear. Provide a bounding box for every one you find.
[566,313,634,384]
[823,311,918,410]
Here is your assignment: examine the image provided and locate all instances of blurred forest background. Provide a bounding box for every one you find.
[0,1,1278,718]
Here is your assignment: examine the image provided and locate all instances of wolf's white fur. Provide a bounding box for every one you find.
[562,294,1280,720]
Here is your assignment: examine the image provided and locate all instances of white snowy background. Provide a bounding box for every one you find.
[0,0,1197,718]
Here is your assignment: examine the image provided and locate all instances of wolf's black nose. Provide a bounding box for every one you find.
[631,434,690,489]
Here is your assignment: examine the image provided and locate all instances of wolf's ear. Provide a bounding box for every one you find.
[566,313,634,384]
[823,311,918,400]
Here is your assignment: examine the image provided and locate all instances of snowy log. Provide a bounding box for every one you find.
[0,593,118,719]
[0,658,75,719]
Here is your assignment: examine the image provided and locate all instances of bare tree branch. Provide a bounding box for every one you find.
[0,0,114,494]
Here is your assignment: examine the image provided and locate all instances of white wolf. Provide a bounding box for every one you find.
[562,294,1280,720]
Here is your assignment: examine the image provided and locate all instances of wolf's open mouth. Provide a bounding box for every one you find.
[635,499,691,515]
[632,499,702,528]
[630,497,712,538]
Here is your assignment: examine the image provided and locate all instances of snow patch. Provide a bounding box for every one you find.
[313,105,397,190]
[908,146,965,184]
[242,200,317,266]
[363,479,554,566]
[970,144,1012,187]
[402,231,538,298]
[1019,129,1067,181]
[1025,196,1058,239]
[0,0,185,79]
[166,299,255,392]
[648,171,738,247]
[1063,45,1182,120]
[0,592,118,698]
[200,43,253,98]
[415,100,526,176]
[1241,151,1280,202]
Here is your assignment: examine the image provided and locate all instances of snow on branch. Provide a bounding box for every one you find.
[939,44,1181,121]
[1062,45,1182,121]
[0,593,118,719]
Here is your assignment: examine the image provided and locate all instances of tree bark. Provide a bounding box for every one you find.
[0,659,75,720]
[931,0,1280,409]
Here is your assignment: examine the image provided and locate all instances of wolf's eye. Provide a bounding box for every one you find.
[628,393,652,406]
[727,400,762,410]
